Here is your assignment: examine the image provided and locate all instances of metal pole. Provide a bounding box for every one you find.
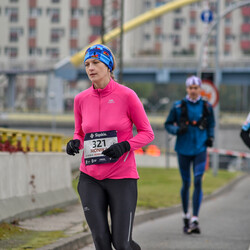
[118,0,124,84]
[165,133,170,168]
[212,0,221,176]
[7,74,16,111]
[101,0,105,44]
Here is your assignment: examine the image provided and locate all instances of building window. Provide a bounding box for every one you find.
[10,31,18,42]
[29,7,42,17]
[46,48,59,58]
[9,0,18,2]
[92,26,101,35]
[190,18,196,25]
[174,18,184,30]
[29,47,42,56]
[225,0,233,7]
[70,28,78,38]
[155,17,162,25]
[47,8,60,23]
[89,6,102,16]
[52,0,60,2]
[51,28,64,42]
[70,48,78,56]
[71,8,83,18]
[171,34,180,46]
[29,27,36,37]
[6,7,18,22]
[144,33,151,40]
[5,47,18,58]
[144,1,151,9]
[9,28,23,42]
[174,8,182,14]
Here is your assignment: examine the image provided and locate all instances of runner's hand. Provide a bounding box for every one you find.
[102,141,130,159]
[66,139,80,156]
[205,137,213,147]
[178,123,188,135]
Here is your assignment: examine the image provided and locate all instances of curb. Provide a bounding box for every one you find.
[38,174,247,250]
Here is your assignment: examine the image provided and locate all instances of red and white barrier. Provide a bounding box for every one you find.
[207,148,250,159]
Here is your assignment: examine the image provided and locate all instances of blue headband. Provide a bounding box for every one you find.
[84,44,114,72]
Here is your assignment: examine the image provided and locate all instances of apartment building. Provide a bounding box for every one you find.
[122,0,250,68]
[1,0,249,66]
[0,0,249,111]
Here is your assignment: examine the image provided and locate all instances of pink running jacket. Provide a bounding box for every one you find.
[73,78,154,180]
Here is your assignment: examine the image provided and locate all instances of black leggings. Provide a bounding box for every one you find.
[77,172,141,250]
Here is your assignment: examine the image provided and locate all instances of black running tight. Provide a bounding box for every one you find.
[77,172,141,250]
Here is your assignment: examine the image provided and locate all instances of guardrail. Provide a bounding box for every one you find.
[0,127,63,152]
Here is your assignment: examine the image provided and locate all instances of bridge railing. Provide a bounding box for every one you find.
[0,128,64,152]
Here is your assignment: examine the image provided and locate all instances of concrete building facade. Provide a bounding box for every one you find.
[0,0,249,112]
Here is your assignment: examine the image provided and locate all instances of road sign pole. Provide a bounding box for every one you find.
[212,0,221,176]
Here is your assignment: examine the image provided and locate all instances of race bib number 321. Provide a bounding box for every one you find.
[84,130,118,165]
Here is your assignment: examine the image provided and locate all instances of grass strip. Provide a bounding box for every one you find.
[0,167,241,249]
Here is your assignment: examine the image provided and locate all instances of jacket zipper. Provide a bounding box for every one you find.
[98,92,101,130]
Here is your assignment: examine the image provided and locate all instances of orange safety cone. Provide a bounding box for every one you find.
[134,148,144,155]
[145,145,161,157]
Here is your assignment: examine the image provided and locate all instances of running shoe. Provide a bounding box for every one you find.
[183,218,190,234]
[188,220,201,234]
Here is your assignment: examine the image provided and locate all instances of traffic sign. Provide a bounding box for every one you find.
[201,10,213,23]
[200,79,219,107]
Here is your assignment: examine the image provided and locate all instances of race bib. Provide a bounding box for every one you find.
[84,130,118,165]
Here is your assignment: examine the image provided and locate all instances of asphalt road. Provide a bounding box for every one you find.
[81,174,250,250]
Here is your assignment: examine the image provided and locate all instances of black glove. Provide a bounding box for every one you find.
[240,129,250,148]
[206,137,214,147]
[178,123,188,135]
[66,139,80,156]
[198,118,208,130]
[102,141,130,159]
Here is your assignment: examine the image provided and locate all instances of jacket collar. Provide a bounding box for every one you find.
[91,78,116,97]
[185,95,201,103]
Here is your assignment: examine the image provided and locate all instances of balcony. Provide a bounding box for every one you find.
[155,26,162,35]
[189,43,195,51]
[89,15,102,26]
[241,23,250,33]
[29,0,37,8]
[70,19,78,28]
[90,0,102,6]
[241,40,250,50]
[189,27,196,35]
[29,38,36,48]
[224,27,231,35]
[71,0,78,8]
[112,19,118,28]
[89,35,99,43]
[241,6,250,16]
[51,33,60,42]
[10,33,18,42]
[70,39,78,48]
[29,18,36,28]
[189,10,196,19]
[224,43,231,52]
[155,42,161,53]
[112,0,119,9]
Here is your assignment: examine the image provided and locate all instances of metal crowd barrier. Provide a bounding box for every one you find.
[0,127,63,152]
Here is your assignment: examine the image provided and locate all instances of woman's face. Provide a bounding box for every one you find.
[84,59,110,85]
